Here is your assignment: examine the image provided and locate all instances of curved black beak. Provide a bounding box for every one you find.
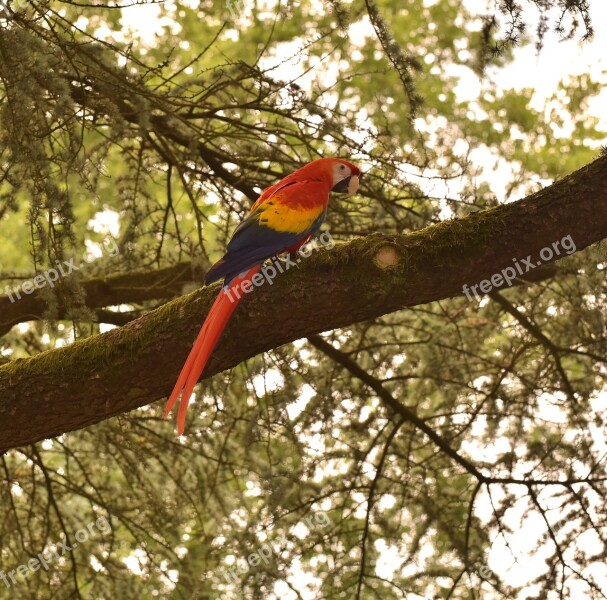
[331,176,352,194]
[331,173,360,197]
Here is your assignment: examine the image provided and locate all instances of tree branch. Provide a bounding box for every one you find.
[0,262,203,336]
[308,334,487,481]
[0,155,606,452]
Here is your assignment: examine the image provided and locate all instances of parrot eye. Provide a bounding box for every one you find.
[332,162,351,186]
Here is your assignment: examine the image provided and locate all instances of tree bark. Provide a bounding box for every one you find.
[1,155,606,452]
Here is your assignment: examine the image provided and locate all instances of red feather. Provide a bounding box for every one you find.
[164,265,260,435]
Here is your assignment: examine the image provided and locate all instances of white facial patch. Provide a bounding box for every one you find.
[346,174,360,197]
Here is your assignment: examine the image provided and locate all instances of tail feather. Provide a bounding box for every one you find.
[162,293,223,420]
[164,265,261,435]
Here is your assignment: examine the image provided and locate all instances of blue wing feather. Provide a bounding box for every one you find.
[205,208,327,285]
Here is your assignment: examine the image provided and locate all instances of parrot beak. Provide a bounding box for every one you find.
[331,174,360,197]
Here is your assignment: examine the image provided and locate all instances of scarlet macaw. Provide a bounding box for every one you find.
[164,158,361,434]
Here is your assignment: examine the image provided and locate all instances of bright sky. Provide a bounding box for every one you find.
[466,0,607,115]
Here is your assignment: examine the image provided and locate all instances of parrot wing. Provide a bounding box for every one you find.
[205,180,328,285]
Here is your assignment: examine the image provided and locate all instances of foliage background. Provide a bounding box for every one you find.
[0,0,606,598]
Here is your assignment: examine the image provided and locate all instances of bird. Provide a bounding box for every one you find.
[164,157,361,434]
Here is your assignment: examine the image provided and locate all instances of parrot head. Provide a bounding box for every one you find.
[287,157,360,198]
[329,159,361,197]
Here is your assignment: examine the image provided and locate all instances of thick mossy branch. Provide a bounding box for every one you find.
[0,155,606,452]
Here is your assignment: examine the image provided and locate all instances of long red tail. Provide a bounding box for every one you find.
[164,265,260,434]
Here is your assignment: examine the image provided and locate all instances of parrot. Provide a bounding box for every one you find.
[164,157,361,434]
